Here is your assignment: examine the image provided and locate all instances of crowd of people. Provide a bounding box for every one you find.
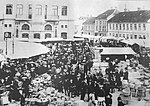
[0,40,136,106]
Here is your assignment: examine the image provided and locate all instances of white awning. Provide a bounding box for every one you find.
[121,39,150,47]
[0,40,49,59]
[95,47,136,55]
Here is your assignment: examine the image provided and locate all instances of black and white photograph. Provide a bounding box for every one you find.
[0,0,150,106]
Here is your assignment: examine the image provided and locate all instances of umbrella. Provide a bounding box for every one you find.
[0,40,49,59]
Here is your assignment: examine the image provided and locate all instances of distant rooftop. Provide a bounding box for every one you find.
[83,17,96,24]
[96,9,117,19]
[108,10,150,23]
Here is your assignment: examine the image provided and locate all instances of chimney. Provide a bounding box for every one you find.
[124,8,127,12]
[137,7,141,11]
[124,4,127,12]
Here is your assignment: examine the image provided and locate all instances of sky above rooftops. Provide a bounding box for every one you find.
[74,0,150,19]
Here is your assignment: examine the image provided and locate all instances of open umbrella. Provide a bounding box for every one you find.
[0,40,49,59]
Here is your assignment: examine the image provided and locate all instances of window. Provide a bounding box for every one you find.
[17,4,23,15]
[123,24,125,30]
[134,24,137,30]
[6,4,12,14]
[130,24,132,30]
[99,26,101,31]
[52,5,58,16]
[45,5,47,19]
[119,24,122,30]
[113,33,115,36]
[62,6,67,16]
[45,33,51,39]
[138,24,141,30]
[143,35,146,39]
[130,35,133,39]
[34,33,40,39]
[109,24,111,30]
[143,24,146,30]
[134,35,137,39]
[61,32,67,39]
[35,5,42,15]
[22,24,30,30]
[45,24,52,30]
[116,34,118,37]
[126,34,129,39]
[123,34,125,38]
[4,24,7,27]
[113,24,114,30]
[22,33,29,38]
[28,4,32,19]
[61,25,63,28]
[65,25,67,28]
[99,21,101,25]
[9,24,12,27]
[96,26,98,31]
[126,24,129,30]
[116,24,118,30]
[139,35,142,39]
[119,34,121,37]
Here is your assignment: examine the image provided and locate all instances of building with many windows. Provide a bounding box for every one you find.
[108,10,150,40]
[0,0,75,41]
[82,17,95,35]
[82,9,119,36]
[95,9,119,36]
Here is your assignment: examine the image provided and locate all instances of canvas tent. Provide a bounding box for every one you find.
[0,40,49,59]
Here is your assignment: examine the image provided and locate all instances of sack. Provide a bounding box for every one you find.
[1,96,10,104]
[84,93,88,102]
[89,93,95,100]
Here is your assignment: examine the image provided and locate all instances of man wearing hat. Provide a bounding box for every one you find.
[94,83,105,106]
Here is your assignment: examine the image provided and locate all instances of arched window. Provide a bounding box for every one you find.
[45,33,51,39]
[61,32,67,39]
[34,33,40,39]
[45,24,52,30]
[22,33,29,38]
[22,24,30,30]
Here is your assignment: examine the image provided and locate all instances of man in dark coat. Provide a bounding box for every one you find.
[117,96,125,106]
[105,93,112,106]
[123,68,129,81]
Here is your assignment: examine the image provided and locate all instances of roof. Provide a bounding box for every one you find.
[96,9,116,19]
[83,17,95,24]
[108,10,150,23]
[0,41,49,59]
[121,39,150,47]
[95,47,136,55]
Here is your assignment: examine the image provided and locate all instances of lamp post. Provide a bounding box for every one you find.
[12,34,14,54]
[54,21,59,38]
[4,32,9,55]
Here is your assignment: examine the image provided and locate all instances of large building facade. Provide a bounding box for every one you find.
[82,9,119,36]
[95,9,119,36]
[82,17,95,35]
[0,0,75,41]
[108,10,150,40]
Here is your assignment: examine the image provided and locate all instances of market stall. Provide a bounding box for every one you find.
[0,40,49,59]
